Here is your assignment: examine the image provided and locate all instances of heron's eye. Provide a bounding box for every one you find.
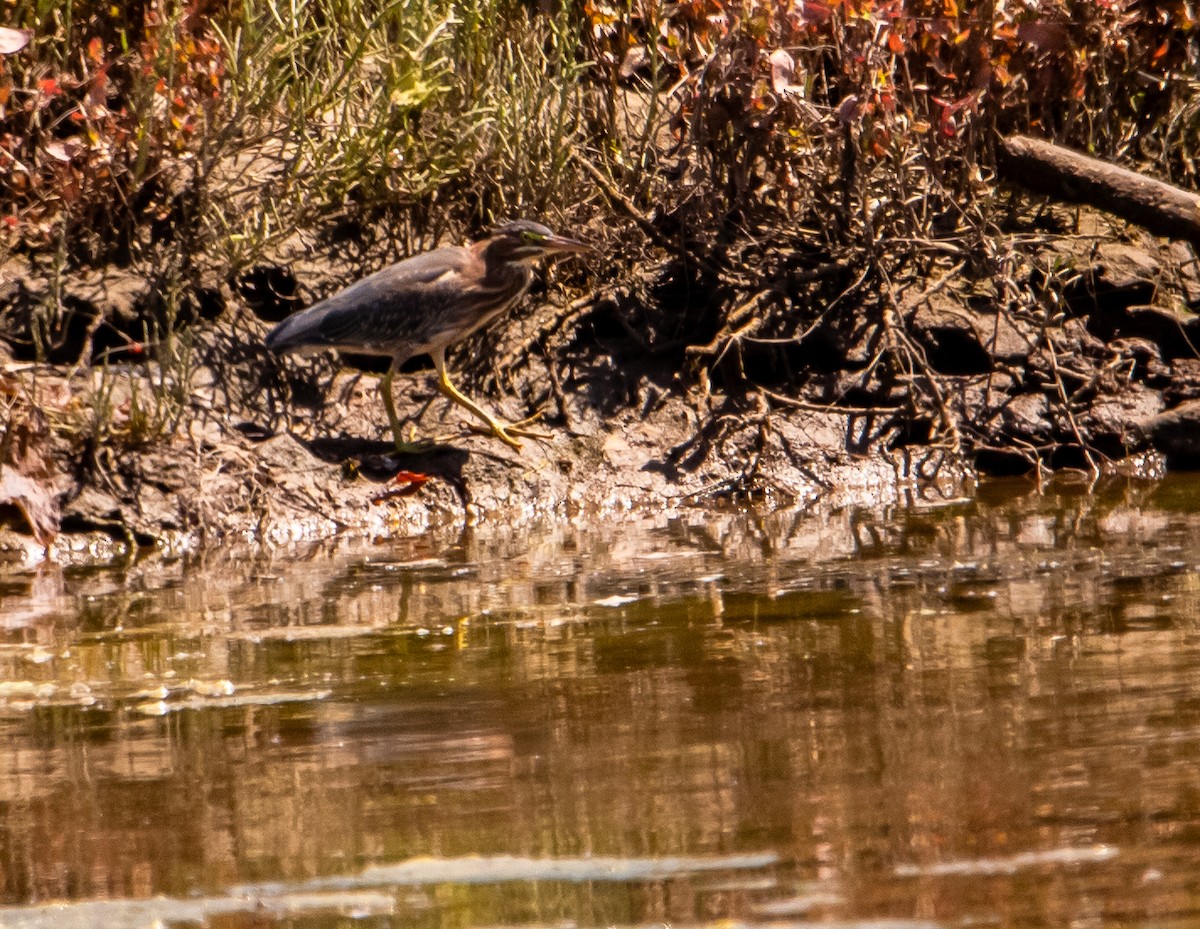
[520,230,545,245]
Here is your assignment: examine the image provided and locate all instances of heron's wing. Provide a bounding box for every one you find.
[264,246,477,358]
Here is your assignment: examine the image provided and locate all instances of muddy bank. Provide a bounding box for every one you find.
[0,325,932,565]
[2,205,1199,564]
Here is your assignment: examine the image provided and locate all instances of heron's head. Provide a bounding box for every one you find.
[483,220,591,265]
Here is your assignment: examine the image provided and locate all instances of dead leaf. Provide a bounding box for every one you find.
[836,94,861,124]
[0,407,63,545]
[0,28,31,55]
[0,465,60,545]
[769,49,795,94]
[45,139,82,163]
[619,44,650,79]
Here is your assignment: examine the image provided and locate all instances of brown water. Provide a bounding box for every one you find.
[3,478,1200,929]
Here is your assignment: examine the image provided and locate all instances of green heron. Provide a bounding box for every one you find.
[265,220,589,452]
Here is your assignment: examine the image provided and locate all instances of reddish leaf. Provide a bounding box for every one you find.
[37,77,60,96]
[1016,21,1070,53]
[87,69,108,110]
[86,36,104,64]
[369,470,430,505]
[59,177,81,203]
[798,2,832,25]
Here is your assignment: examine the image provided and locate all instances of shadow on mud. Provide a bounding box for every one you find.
[302,434,471,496]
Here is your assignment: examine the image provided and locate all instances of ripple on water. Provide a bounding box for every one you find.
[4,483,1200,929]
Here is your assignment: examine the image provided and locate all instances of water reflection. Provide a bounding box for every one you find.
[2,477,1200,927]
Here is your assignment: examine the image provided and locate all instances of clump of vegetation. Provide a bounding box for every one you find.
[572,0,1197,474]
[0,0,1196,493]
[1,0,592,264]
[1,0,594,450]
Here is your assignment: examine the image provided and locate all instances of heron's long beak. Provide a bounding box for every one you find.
[545,233,592,255]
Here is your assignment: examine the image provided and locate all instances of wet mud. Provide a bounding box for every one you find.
[1,208,1198,562]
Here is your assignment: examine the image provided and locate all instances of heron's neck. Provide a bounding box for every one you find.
[481,254,533,291]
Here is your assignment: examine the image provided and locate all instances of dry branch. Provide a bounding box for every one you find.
[998,134,1200,247]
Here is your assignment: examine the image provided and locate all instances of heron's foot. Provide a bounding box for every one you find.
[464,409,552,448]
[504,422,553,441]
[489,423,525,450]
[464,419,552,449]
[509,409,548,431]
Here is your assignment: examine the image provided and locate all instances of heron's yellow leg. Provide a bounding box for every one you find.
[379,367,431,454]
[431,349,523,449]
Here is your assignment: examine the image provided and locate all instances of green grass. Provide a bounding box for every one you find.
[204,0,592,269]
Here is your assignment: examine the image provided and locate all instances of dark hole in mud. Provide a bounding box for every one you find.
[325,216,367,245]
[237,265,303,322]
[1059,272,1155,320]
[1162,452,1200,471]
[889,417,935,448]
[581,302,635,343]
[1047,444,1097,471]
[965,294,996,313]
[89,324,146,365]
[789,328,849,373]
[653,264,724,345]
[726,342,796,387]
[303,437,468,484]
[975,448,1036,476]
[1092,433,1141,462]
[4,273,224,365]
[58,510,157,547]
[918,326,992,376]
[44,300,99,365]
[279,369,329,409]
[194,285,225,322]
[1086,304,1196,362]
[233,422,274,441]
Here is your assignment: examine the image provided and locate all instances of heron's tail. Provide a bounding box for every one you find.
[264,313,309,354]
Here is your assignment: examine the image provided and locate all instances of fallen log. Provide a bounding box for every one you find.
[997,134,1200,247]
